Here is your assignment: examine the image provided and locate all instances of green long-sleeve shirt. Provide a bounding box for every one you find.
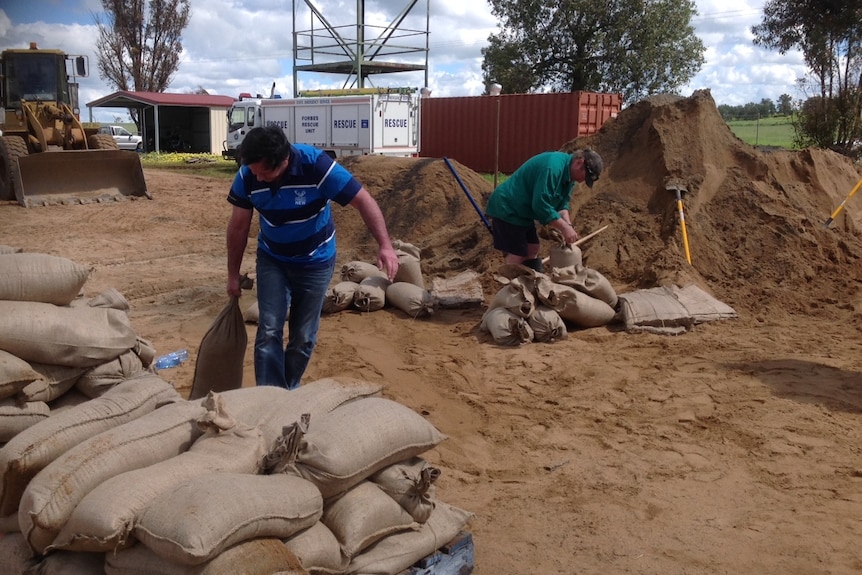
[485,152,575,227]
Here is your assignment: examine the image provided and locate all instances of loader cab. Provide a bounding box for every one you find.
[2,51,68,107]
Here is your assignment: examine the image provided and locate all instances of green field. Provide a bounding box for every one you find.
[726,116,797,149]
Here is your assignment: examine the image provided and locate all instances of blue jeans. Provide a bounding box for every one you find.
[254,250,335,390]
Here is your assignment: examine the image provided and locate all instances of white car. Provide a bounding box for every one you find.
[98,125,144,152]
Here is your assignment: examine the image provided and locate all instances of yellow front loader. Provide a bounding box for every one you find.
[0,43,148,207]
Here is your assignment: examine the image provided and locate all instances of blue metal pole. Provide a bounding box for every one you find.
[443,157,493,234]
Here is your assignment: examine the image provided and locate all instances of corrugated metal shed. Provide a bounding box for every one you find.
[419,91,621,174]
[86,91,236,154]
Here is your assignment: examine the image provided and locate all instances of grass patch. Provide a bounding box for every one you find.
[140,153,237,179]
[726,116,798,149]
[142,153,511,185]
[481,173,509,187]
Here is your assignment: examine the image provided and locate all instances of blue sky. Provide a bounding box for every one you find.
[0,0,807,122]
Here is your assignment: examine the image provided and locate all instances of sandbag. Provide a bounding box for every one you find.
[385,282,436,318]
[215,376,382,447]
[46,389,91,415]
[26,549,106,574]
[133,337,156,369]
[616,287,695,335]
[547,243,582,269]
[0,373,181,517]
[51,393,266,553]
[74,350,147,399]
[480,307,534,346]
[536,280,616,328]
[370,457,438,524]
[134,473,322,566]
[0,350,41,401]
[392,240,424,288]
[322,281,359,314]
[69,287,130,311]
[322,481,419,559]
[264,396,447,499]
[551,264,618,308]
[341,261,386,283]
[0,301,138,368]
[19,374,78,404]
[25,363,88,402]
[487,276,535,318]
[353,276,389,312]
[243,299,259,323]
[0,398,50,442]
[105,538,309,575]
[528,305,568,343]
[284,522,347,575]
[345,501,473,575]
[188,296,247,400]
[18,399,207,554]
[0,532,34,573]
[0,253,89,306]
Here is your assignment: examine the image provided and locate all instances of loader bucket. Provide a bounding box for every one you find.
[15,150,149,207]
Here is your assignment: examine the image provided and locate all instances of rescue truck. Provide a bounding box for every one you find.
[223,88,420,161]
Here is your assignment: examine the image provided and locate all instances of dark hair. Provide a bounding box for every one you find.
[239,126,291,168]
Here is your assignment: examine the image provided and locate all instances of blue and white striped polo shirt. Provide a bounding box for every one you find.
[227,143,362,266]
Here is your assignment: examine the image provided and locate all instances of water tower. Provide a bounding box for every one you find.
[291,0,429,96]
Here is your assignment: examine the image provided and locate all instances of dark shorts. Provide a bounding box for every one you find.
[490,218,539,257]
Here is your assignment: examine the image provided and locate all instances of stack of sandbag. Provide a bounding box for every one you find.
[0,251,158,443]
[259,395,473,574]
[0,377,472,575]
[480,245,619,346]
[327,239,437,318]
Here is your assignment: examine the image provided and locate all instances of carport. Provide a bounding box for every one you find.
[86,91,236,153]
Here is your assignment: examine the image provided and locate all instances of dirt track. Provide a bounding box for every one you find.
[2,90,862,574]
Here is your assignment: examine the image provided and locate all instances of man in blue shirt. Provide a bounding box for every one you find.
[485,148,603,273]
[226,126,399,389]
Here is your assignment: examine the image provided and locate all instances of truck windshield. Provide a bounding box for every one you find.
[6,53,61,104]
[228,104,256,132]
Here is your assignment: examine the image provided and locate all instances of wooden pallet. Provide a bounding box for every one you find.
[399,531,474,575]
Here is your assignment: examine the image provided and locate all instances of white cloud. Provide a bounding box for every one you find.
[0,0,811,121]
[682,0,808,106]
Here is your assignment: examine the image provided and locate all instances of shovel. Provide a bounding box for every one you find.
[443,157,493,234]
[823,176,862,228]
[667,182,692,264]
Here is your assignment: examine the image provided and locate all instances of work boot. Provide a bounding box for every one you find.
[523,258,543,273]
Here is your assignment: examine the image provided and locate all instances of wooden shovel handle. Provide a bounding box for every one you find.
[541,225,609,264]
[572,224,609,247]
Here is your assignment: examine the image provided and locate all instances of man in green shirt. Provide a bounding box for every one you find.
[485,148,603,272]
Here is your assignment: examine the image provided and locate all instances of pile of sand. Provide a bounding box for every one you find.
[338,90,862,319]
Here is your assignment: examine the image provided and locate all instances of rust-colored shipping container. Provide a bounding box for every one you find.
[419,91,621,174]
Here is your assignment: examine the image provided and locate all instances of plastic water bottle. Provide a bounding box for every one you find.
[154,349,189,370]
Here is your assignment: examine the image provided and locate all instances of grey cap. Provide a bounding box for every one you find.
[583,149,603,188]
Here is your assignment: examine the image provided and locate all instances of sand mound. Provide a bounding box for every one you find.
[338,90,862,318]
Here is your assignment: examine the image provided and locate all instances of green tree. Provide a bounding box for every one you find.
[93,0,191,124]
[481,0,705,104]
[752,0,862,157]
[777,93,794,115]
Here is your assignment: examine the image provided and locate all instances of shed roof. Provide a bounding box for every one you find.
[87,90,236,109]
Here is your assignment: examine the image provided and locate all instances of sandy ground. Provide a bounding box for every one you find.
[3,90,862,574]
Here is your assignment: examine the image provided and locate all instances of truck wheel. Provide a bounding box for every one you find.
[0,136,28,202]
[87,134,119,150]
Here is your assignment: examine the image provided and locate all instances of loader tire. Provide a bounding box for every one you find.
[87,133,119,150]
[0,136,28,202]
